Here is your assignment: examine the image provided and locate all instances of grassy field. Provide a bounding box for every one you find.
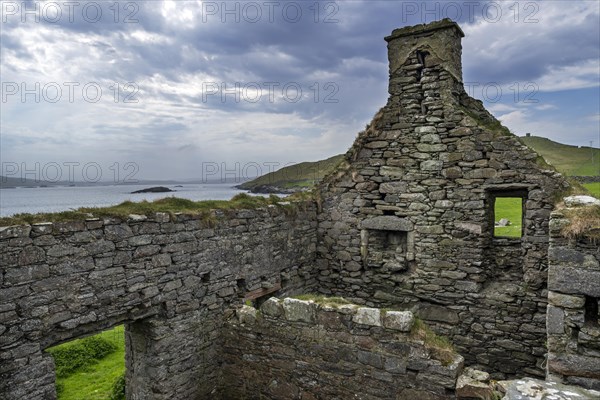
[49,326,125,400]
[520,136,600,176]
[494,197,523,238]
[583,182,600,198]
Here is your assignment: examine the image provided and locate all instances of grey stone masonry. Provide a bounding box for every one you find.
[316,18,571,379]
[219,297,464,399]
[547,205,600,391]
[0,204,317,400]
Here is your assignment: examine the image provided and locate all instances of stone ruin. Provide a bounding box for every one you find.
[317,17,572,376]
[1,19,599,400]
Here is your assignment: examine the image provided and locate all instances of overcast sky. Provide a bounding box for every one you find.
[1,0,599,181]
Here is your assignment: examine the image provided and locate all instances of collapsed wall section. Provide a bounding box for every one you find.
[0,204,317,400]
[220,297,463,399]
[316,19,570,378]
[547,204,600,390]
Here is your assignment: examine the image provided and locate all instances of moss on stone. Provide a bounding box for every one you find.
[291,294,351,308]
[410,317,456,366]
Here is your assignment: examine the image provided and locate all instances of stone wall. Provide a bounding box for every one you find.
[547,206,600,390]
[316,19,570,378]
[220,297,463,399]
[0,204,317,400]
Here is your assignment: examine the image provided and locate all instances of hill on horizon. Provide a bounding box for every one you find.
[239,136,599,193]
[520,135,599,177]
[236,155,344,193]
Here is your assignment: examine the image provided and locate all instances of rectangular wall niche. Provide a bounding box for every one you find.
[360,216,415,272]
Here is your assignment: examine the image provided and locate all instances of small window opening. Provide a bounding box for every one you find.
[414,50,429,82]
[584,296,599,327]
[493,197,524,238]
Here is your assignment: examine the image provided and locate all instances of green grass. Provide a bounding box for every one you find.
[237,154,344,191]
[410,317,456,366]
[494,197,522,238]
[0,193,289,227]
[583,183,600,198]
[49,326,125,400]
[520,136,600,176]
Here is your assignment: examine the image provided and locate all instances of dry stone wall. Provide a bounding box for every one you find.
[546,207,600,390]
[220,297,463,399]
[0,204,317,400]
[316,19,570,378]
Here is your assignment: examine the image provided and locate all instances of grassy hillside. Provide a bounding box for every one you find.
[520,136,599,176]
[237,155,344,193]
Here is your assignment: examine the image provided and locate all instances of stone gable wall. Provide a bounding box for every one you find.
[316,19,570,378]
[0,205,317,400]
[546,207,600,390]
[219,297,463,399]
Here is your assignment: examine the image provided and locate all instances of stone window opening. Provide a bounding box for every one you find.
[584,296,599,327]
[415,50,429,81]
[488,189,527,239]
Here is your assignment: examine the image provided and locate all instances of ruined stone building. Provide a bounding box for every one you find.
[1,19,599,400]
[317,19,569,376]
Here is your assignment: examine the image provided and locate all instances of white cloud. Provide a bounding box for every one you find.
[535,59,600,92]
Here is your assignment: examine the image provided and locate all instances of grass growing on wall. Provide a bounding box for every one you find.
[410,318,456,366]
[494,198,522,238]
[47,326,126,400]
[0,193,289,226]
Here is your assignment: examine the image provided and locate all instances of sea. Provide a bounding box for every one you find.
[0,183,252,217]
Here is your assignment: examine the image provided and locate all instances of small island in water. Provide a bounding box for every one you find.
[131,186,174,194]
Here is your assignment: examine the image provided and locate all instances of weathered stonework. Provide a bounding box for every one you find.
[316,18,570,378]
[220,298,463,399]
[547,207,600,390]
[2,19,598,399]
[0,205,317,400]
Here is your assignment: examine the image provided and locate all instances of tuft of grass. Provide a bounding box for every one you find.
[0,193,294,227]
[292,294,351,307]
[109,372,126,400]
[410,318,456,366]
[560,205,600,241]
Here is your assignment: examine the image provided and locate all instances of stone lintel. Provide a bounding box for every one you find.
[360,216,413,231]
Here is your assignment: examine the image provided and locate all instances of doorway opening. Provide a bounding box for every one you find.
[46,325,126,399]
